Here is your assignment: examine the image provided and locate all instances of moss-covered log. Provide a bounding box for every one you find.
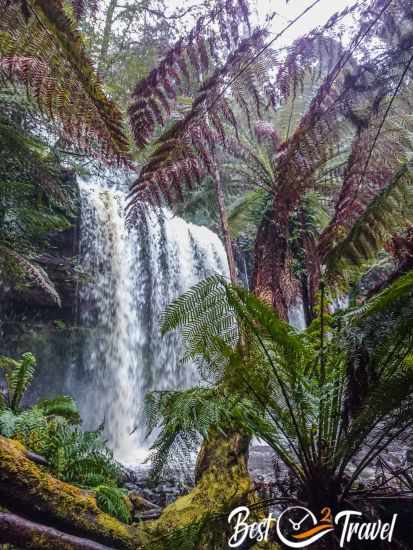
[0,436,137,549]
[0,435,279,549]
[0,512,113,550]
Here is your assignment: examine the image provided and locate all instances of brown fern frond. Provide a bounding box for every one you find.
[127,29,271,214]
[69,0,98,21]
[128,0,252,150]
[0,0,130,165]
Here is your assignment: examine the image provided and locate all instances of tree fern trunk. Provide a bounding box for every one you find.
[213,169,237,283]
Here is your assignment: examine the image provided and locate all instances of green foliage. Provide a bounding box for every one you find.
[44,423,120,487]
[145,387,240,479]
[228,188,271,239]
[0,92,75,304]
[151,274,413,508]
[0,352,119,493]
[0,408,18,437]
[0,352,36,412]
[150,517,212,550]
[0,0,130,163]
[37,395,81,424]
[325,163,413,279]
[95,485,131,524]
[13,407,50,454]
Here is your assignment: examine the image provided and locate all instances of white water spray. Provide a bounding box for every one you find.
[78,180,229,463]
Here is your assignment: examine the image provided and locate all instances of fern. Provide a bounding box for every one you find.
[44,423,121,487]
[0,409,18,437]
[128,0,251,149]
[95,485,131,524]
[13,407,49,454]
[37,395,80,424]
[153,274,413,510]
[0,352,36,412]
[0,0,130,164]
[144,387,239,480]
[324,163,413,276]
[0,246,61,306]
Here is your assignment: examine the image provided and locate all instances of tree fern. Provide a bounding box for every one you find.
[152,274,413,513]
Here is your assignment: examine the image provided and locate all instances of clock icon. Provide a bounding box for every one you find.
[276,506,334,548]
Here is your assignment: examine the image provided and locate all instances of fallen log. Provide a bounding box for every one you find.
[0,435,279,549]
[0,512,114,550]
[0,436,137,549]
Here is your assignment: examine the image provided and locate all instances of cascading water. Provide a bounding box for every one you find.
[78,180,229,463]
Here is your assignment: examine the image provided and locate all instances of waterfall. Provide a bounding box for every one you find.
[77,180,229,463]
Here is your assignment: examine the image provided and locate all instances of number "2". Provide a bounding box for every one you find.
[321,507,333,523]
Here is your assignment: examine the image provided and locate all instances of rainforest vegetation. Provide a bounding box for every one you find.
[1,0,413,548]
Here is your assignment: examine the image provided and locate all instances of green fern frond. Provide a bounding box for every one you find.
[150,516,212,550]
[95,485,131,524]
[44,423,120,487]
[144,387,237,480]
[325,163,413,277]
[0,409,18,437]
[13,407,49,454]
[2,352,36,412]
[228,188,271,238]
[348,270,413,322]
[37,395,80,424]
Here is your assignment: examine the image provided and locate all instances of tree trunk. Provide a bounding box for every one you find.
[252,205,290,320]
[0,512,112,550]
[98,0,118,75]
[213,169,237,283]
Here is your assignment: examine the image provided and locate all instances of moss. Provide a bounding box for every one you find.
[0,436,137,548]
[140,432,281,549]
[0,436,280,549]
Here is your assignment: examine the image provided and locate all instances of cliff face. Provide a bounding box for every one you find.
[0,211,84,407]
[1,223,79,322]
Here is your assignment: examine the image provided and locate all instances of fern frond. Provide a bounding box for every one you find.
[4,352,36,412]
[144,387,238,480]
[127,28,272,211]
[95,485,131,524]
[45,423,120,487]
[348,270,413,322]
[128,0,251,149]
[228,188,271,238]
[0,245,61,306]
[0,0,130,164]
[69,0,98,21]
[0,409,18,437]
[37,395,80,424]
[325,163,413,276]
[13,406,49,453]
